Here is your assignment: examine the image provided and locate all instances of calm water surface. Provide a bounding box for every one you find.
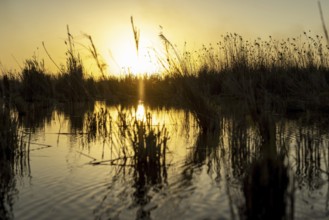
[2,102,329,219]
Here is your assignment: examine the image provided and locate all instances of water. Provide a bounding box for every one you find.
[1,102,329,219]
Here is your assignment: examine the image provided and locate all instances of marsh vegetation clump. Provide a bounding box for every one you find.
[0,106,17,219]
[85,106,169,171]
[0,104,20,162]
[21,56,54,102]
[1,26,329,120]
[54,26,91,102]
[115,108,169,166]
[130,113,169,166]
[85,107,111,142]
[0,102,30,219]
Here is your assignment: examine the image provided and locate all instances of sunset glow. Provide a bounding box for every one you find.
[2,1,329,219]
[106,42,160,75]
[1,0,328,75]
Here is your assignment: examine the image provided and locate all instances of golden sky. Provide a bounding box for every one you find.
[0,0,328,75]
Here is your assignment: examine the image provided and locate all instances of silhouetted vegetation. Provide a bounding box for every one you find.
[2,23,329,219]
[0,101,30,220]
[1,29,329,114]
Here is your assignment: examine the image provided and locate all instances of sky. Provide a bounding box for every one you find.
[0,0,329,75]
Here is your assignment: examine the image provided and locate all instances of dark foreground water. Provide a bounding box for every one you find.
[1,102,329,219]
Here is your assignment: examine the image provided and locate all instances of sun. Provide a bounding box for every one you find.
[103,33,162,76]
[120,44,161,75]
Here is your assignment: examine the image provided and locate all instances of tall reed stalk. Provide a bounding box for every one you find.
[0,103,28,219]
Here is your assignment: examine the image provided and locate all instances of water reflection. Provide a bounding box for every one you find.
[0,104,30,219]
[295,124,324,190]
[89,103,170,219]
[241,113,290,220]
[226,114,257,178]
[17,103,54,132]
[135,101,146,122]
[0,160,17,219]
[120,107,169,219]
[1,102,329,219]
[61,102,95,133]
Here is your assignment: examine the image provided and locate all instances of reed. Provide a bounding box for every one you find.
[85,107,111,142]
[0,102,28,219]
[0,104,21,162]
[116,108,169,166]
[20,56,54,102]
[84,34,107,79]
[1,25,329,115]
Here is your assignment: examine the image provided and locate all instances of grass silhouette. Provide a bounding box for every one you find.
[1,26,329,132]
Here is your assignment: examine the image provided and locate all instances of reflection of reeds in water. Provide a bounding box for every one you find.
[114,108,170,219]
[0,104,30,169]
[0,107,20,162]
[0,104,29,219]
[0,106,19,220]
[227,116,258,178]
[126,114,169,219]
[85,105,169,181]
[275,114,329,194]
[85,107,111,142]
[60,102,95,133]
[121,111,169,176]
[84,104,328,220]
[295,123,324,190]
[242,156,289,220]
[216,105,292,219]
[237,111,329,219]
[243,112,290,220]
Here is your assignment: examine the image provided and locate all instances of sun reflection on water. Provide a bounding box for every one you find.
[135,101,146,121]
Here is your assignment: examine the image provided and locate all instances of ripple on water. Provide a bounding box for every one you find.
[14,156,118,220]
[10,104,329,220]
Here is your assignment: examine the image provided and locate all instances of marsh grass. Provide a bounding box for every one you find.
[83,34,107,79]
[1,26,329,127]
[114,106,170,218]
[130,113,169,166]
[85,107,111,142]
[87,106,170,219]
[115,107,169,165]
[57,25,91,101]
[0,104,22,162]
[125,111,169,219]
[0,102,29,219]
[85,106,169,171]
[21,56,54,102]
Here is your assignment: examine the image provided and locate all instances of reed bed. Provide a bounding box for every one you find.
[0,103,21,162]
[0,101,29,219]
[83,106,169,171]
[115,108,169,166]
[1,27,329,134]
